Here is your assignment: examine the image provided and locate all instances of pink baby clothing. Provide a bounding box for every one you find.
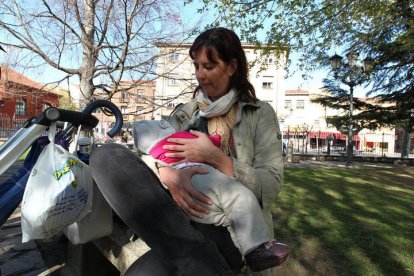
[149,131,221,164]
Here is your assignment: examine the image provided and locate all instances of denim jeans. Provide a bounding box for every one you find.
[89,143,233,275]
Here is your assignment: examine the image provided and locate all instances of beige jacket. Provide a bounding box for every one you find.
[168,99,284,242]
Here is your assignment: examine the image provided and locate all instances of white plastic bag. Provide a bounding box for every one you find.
[63,181,113,244]
[21,123,93,242]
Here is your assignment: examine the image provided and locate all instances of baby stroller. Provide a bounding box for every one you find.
[0,100,123,227]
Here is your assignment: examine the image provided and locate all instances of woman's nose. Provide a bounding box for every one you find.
[196,69,205,80]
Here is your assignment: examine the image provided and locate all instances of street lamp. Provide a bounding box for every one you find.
[329,51,373,166]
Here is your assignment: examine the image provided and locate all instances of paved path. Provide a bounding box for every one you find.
[284,159,405,169]
[0,161,65,276]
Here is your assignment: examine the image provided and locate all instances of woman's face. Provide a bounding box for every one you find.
[193,47,236,101]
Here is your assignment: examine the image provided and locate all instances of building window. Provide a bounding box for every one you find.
[296,100,305,109]
[120,91,129,102]
[379,142,388,150]
[136,106,144,115]
[16,99,26,115]
[136,91,144,102]
[168,74,178,86]
[284,100,292,110]
[121,106,128,114]
[167,102,176,109]
[169,52,179,61]
[262,82,273,89]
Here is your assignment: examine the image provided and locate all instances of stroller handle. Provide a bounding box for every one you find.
[62,100,123,138]
[42,108,99,127]
[81,100,123,138]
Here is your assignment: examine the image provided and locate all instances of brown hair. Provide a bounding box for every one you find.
[189,27,257,103]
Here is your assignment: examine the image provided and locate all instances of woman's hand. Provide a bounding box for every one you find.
[164,130,234,176]
[159,166,212,218]
[164,130,218,163]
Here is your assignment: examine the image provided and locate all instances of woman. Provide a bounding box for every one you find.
[90,27,284,275]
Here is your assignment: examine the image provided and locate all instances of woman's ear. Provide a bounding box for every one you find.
[229,58,237,77]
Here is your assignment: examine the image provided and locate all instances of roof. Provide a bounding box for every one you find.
[0,66,52,92]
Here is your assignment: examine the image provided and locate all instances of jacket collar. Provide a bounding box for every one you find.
[235,100,260,124]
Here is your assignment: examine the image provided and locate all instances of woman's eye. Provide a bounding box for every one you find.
[205,63,215,70]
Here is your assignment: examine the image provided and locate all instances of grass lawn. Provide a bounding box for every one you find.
[273,166,414,276]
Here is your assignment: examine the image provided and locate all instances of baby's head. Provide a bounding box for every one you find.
[133,119,176,154]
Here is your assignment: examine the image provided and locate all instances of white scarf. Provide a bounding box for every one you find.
[195,89,238,118]
[194,89,239,155]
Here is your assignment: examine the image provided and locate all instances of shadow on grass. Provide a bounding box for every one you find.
[273,167,414,275]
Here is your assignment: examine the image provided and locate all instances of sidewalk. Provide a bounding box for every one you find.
[284,157,406,169]
[283,159,405,169]
[0,161,66,276]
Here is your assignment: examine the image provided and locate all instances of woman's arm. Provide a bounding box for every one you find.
[233,102,283,203]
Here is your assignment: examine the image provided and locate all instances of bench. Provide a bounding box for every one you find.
[62,215,150,275]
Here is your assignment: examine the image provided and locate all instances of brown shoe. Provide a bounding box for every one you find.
[245,240,288,272]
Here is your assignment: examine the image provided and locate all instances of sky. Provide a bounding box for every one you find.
[181,2,329,91]
[179,2,368,97]
[0,1,366,98]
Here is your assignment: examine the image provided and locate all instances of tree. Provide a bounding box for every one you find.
[192,1,413,82]
[0,0,199,108]
[312,77,394,135]
[194,0,414,156]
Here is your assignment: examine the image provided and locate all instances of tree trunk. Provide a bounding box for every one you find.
[79,0,97,107]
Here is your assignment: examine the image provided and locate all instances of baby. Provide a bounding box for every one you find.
[133,119,288,272]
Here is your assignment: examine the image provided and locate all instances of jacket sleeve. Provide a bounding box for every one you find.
[232,102,283,206]
[139,101,195,176]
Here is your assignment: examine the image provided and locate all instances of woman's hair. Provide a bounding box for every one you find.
[189,27,257,103]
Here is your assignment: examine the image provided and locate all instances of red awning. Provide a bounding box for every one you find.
[309,131,334,138]
[334,133,346,140]
[285,131,360,141]
[308,131,360,141]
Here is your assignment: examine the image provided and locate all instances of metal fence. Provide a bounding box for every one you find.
[0,113,31,140]
[2,117,413,159]
[285,132,414,158]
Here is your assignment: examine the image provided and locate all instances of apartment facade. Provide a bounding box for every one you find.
[155,43,287,121]
[93,80,156,141]
[0,66,60,130]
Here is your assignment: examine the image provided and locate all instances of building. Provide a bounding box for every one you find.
[92,80,156,142]
[155,43,287,121]
[0,66,60,130]
[282,89,401,156]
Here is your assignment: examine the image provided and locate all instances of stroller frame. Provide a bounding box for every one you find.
[0,100,123,176]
